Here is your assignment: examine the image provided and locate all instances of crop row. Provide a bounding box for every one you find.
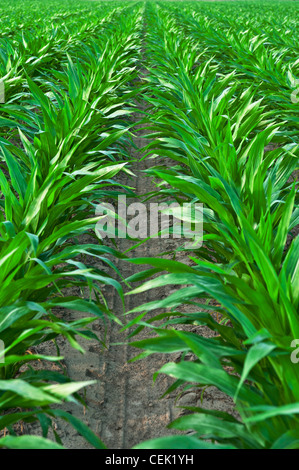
[0,0,142,449]
[128,1,299,450]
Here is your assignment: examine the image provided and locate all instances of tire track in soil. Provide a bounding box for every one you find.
[92,102,177,450]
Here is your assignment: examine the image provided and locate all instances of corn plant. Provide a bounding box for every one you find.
[127,1,299,450]
[0,0,142,448]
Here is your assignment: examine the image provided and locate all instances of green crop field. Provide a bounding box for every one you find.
[0,0,298,450]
